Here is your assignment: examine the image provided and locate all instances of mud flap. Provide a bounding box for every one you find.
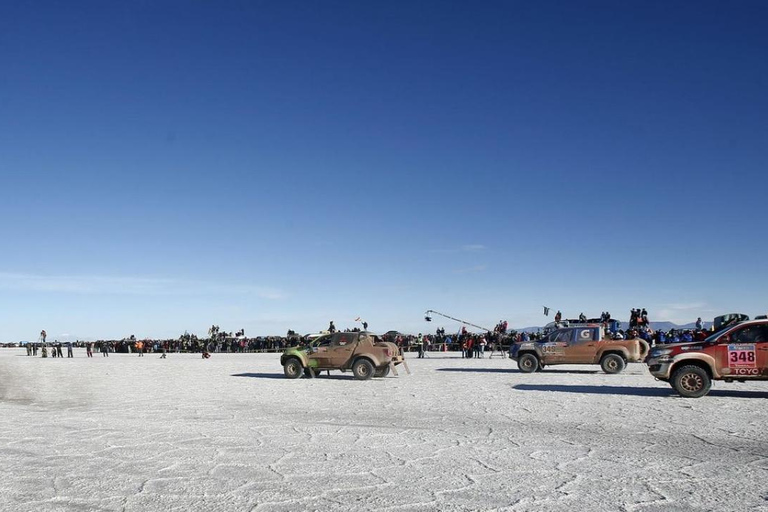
[400,358,411,375]
[389,361,398,376]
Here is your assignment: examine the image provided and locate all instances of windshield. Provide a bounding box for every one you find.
[546,329,571,343]
[703,324,739,344]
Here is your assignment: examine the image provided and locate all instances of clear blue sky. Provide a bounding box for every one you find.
[1,1,766,341]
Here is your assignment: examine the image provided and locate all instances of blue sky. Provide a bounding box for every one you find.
[1,1,767,341]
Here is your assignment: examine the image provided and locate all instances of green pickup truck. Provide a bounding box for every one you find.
[280,331,408,380]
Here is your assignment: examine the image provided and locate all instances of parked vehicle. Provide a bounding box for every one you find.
[713,313,750,333]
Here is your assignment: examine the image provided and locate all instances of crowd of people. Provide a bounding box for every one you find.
[19,309,729,359]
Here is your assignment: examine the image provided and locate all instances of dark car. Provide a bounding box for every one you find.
[382,330,403,342]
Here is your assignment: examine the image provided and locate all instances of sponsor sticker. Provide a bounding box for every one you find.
[728,344,756,368]
[732,367,759,376]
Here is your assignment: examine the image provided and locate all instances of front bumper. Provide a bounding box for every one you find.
[646,357,673,379]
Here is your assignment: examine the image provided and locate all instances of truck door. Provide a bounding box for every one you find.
[568,327,599,364]
[542,329,572,363]
[718,323,768,378]
[327,333,358,368]
[310,335,334,368]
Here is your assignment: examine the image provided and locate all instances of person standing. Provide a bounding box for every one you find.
[66,341,73,358]
[86,342,93,358]
[136,340,144,357]
[695,317,703,331]
[56,343,63,358]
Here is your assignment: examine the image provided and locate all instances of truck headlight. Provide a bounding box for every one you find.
[650,349,672,358]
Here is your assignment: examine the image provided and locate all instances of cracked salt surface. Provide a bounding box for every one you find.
[1,350,767,511]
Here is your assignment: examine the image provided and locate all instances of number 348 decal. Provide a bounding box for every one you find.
[728,344,756,367]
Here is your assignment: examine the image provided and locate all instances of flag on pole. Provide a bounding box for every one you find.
[543,306,550,316]
[354,317,361,322]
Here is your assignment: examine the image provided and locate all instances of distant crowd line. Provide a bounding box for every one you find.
[16,310,724,358]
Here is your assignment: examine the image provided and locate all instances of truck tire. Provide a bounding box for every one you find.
[374,365,390,378]
[283,358,303,379]
[600,354,626,374]
[517,353,539,373]
[671,365,711,398]
[352,359,374,380]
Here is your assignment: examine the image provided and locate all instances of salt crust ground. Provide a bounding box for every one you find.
[0,349,766,512]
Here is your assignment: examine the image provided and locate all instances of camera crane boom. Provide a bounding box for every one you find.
[424,310,491,332]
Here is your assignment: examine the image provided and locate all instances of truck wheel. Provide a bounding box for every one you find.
[352,359,374,380]
[671,365,711,398]
[283,358,303,379]
[374,365,390,378]
[600,354,626,374]
[517,353,539,373]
